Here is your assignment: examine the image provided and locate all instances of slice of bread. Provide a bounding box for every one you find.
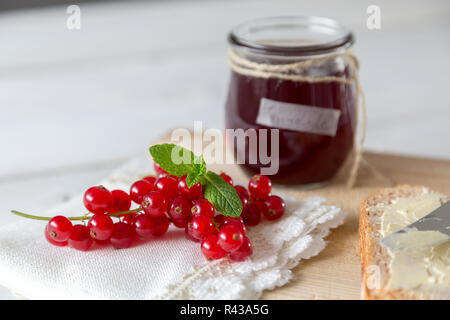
[359,185,449,300]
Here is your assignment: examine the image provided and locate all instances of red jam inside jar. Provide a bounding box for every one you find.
[225,17,357,186]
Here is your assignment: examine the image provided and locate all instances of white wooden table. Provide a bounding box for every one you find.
[1,0,449,299]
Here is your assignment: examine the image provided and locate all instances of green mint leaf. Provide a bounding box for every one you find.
[202,171,242,218]
[149,143,205,178]
[149,143,193,176]
[186,173,201,187]
[186,155,206,187]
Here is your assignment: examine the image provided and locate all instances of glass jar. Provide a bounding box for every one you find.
[225,16,357,187]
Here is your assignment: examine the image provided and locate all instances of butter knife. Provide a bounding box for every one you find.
[380,200,450,251]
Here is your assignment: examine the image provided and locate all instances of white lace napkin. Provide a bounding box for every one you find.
[0,158,347,299]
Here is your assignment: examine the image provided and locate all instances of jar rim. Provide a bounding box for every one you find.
[228,16,354,57]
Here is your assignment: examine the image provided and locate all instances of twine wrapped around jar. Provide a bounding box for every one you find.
[228,48,367,188]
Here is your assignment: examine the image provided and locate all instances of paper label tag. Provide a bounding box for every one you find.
[256,98,341,136]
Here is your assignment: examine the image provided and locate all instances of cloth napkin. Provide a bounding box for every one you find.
[0,157,347,299]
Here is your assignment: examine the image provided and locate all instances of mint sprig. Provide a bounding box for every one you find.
[185,156,206,188]
[149,143,242,217]
[149,144,206,187]
[201,171,242,218]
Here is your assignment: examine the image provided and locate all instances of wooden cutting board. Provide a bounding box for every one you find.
[155,134,450,299]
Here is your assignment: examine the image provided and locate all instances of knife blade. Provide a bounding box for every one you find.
[380,200,450,251]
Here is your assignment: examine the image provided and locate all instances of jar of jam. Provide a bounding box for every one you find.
[225,16,357,187]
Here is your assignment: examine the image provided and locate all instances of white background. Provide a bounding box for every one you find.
[0,0,449,299]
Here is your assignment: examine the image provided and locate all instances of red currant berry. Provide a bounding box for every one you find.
[46,216,73,242]
[155,176,179,199]
[133,214,153,238]
[153,163,168,176]
[186,215,215,241]
[218,224,244,253]
[242,202,262,226]
[234,185,249,201]
[214,214,245,232]
[68,225,93,251]
[150,215,170,237]
[263,195,286,221]
[220,172,233,186]
[248,174,272,200]
[229,236,252,261]
[83,186,113,214]
[109,190,131,213]
[110,222,135,249]
[253,199,268,218]
[121,214,135,225]
[88,214,114,241]
[234,185,250,208]
[142,191,168,217]
[129,180,154,205]
[168,196,191,228]
[178,176,203,199]
[142,175,156,185]
[136,214,170,237]
[44,228,67,247]
[237,193,248,209]
[213,214,227,226]
[191,199,215,219]
[221,217,246,235]
[94,239,110,245]
[201,234,227,260]
[185,225,200,242]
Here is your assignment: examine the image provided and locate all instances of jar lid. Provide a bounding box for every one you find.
[228,16,354,57]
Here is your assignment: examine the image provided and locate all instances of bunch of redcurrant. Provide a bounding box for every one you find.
[20,163,286,261]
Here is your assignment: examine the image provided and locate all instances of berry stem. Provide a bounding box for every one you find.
[11,210,89,221]
[10,207,142,221]
[108,207,142,217]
